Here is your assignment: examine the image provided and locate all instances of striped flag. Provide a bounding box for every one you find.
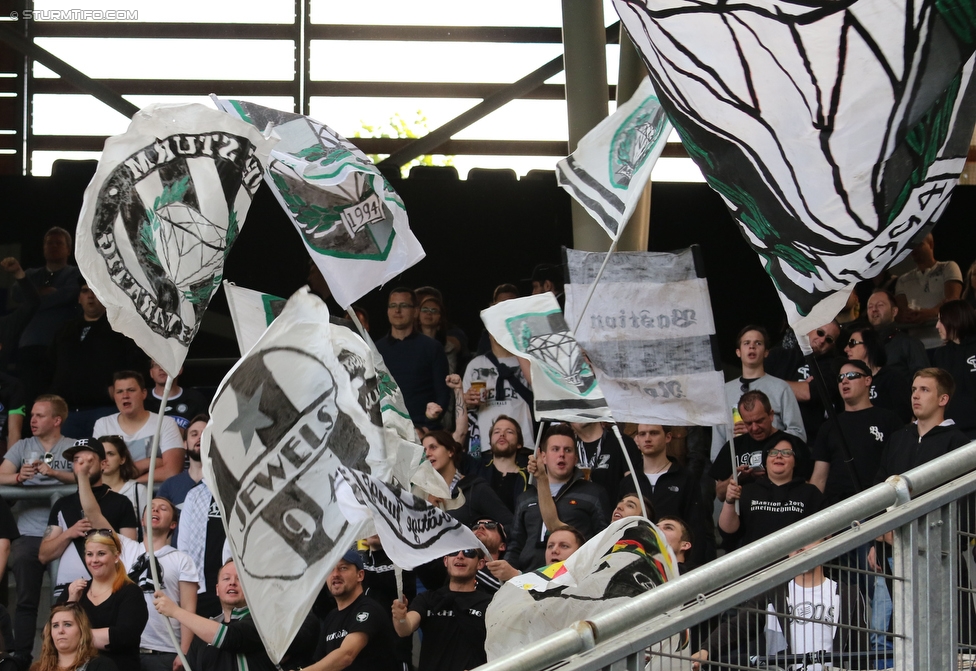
[613,0,976,338]
[556,77,671,241]
[564,246,727,426]
[481,294,612,423]
[222,281,285,356]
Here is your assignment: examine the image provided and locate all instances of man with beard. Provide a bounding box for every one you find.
[173,415,227,617]
[480,416,530,512]
[307,549,399,671]
[865,289,928,374]
[393,548,493,671]
[38,437,138,600]
[158,414,208,510]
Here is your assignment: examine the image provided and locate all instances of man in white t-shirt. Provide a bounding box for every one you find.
[463,335,535,460]
[93,370,185,482]
[895,233,963,323]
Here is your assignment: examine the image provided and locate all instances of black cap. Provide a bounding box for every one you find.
[63,437,106,461]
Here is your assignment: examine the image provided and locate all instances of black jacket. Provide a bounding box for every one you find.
[876,421,970,483]
[504,469,610,571]
[448,474,513,529]
[930,337,976,432]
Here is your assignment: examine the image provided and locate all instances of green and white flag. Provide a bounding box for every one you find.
[481,294,611,423]
[212,97,425,309]
[555,77,671,241]
[75,103,277,377]
[223,281,285,356]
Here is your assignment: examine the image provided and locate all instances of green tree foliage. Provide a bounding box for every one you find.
[355,110,455,178]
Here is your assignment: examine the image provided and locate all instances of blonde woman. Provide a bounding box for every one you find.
[64,530,148,671]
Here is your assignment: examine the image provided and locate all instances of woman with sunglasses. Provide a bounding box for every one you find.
[932,300,976,438]
[62,529,148,671]
[843,327,913,422]
[30,603,117,671]
[98,436,147,538]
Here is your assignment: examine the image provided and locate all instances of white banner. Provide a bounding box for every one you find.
[481,294,612,423]
[213,97,425,309]
[565,247,727,426]
[204,288,395,662]
[75,103,277,377]
[335,465,488,568]
[556,77,672,241]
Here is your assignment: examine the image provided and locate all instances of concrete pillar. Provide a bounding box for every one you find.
[562,0,610,252]
[615,28,652,253]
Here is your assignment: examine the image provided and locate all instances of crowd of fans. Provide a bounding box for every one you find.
[0,226,971,670]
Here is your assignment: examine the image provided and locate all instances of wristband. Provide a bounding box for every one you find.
[15,473,22,484]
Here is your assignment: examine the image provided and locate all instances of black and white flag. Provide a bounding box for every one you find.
[335,466,488,568]
[204,288,396,662]
[564,247,727,426]
[76,103,276,376]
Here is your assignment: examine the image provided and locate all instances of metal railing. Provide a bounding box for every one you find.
[478,440,976,671]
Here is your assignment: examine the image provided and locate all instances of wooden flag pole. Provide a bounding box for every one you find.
[145,376,192,671]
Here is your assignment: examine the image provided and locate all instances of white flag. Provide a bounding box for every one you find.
[203,287,395,662]
[335,466,488,567]
[481,294,612,423]
[222,281,285,356]
[75,103,277,377]
[212,97,425,309]
[564,247,727,426]
[485,517,680,660]
[556,77,671,241]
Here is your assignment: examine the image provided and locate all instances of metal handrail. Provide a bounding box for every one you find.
[477,440,976,671]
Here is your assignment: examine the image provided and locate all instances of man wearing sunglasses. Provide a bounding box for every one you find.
[392,547,491,671]
[471,518,508,593]
[720,440,823,547]
[766,322,842,444]
[810,361,904,506]
[375,287,450,432]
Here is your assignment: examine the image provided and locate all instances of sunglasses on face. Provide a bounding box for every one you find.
[452,549,480,559]
[847,339,864,348]
[471,521,498,531]
[816,328,835,345]
[837,371,867,382]
[767,449,795,458]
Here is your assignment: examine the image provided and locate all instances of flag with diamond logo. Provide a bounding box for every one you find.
[75,102,277,376]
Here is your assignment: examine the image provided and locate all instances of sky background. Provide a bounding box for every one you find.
[19,0,703,180]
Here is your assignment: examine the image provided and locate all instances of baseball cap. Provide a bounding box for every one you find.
[63,437,106,461]
[340,548,364,570]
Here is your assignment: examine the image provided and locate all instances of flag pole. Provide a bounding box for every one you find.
[727,419,739,516]
[609,423,648,520]
[572,237,619,335]
[145,376,192,671]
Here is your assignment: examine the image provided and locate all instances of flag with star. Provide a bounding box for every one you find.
[203,287,396,663]
[212,97,425,309]
[75,103,277,377]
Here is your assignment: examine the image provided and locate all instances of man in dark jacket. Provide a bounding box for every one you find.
[875,367,969,482]
[504,424,610,571]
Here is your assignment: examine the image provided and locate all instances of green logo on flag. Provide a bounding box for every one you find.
[609,97,669,189]
[505,310,597,396]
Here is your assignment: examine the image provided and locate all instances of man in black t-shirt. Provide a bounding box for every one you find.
[710,391,812,504]
[37,437,138,598]
[312,549,399,671]
[393,548,493,671]
[810,360,905,506]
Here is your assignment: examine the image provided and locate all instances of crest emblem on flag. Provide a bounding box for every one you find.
[610,95,669,188]
[508,311,596,396]
[76,103,276,376]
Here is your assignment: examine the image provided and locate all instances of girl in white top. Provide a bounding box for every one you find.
[98,435,148,535]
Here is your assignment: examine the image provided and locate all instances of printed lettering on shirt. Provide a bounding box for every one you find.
[968,355,976,373]
[869,426,883,441]
[468,608,483,617]
[797,364,810,380]
[869,385,878,400]
[595,454,611,470]
[749,500,807,514]
[788,601,836,623]
[326,629,348,642]
[208,499,221,518]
